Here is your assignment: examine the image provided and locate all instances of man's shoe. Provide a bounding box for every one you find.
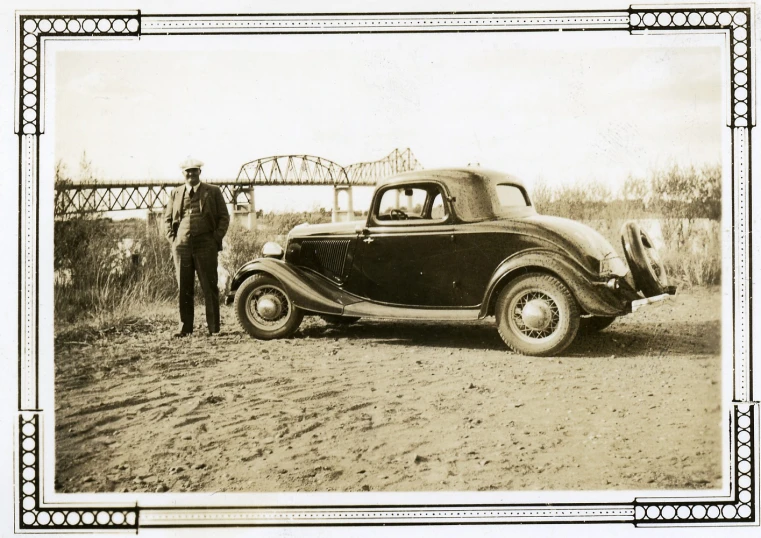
[173,331,192,338]
[207,329,220,337]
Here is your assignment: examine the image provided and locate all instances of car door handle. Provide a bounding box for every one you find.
[363,237,374,244]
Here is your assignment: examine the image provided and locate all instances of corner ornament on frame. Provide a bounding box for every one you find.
[634,404,757,525]
[628,7,752,128]
[18,413,139,530]
[17,13,141,135]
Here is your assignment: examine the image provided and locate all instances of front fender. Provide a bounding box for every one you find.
[229,258,362,315]
[479,249,633,318]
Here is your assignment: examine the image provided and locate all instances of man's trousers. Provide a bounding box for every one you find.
[172,232,220,334]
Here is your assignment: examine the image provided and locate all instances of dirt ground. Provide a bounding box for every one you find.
[54,287,723,493]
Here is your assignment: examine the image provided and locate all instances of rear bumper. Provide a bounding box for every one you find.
[629,285,677,312]
[584,280,638,317]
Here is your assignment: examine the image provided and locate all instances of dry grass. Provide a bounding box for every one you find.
[659,219,721,287]
[54,216,176,327]
[531,165,722,289]
[584,218,721,288]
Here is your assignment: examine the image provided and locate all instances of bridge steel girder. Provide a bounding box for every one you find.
[236,155,350,186]
[345,148,422,185]
[53,183,247,216]
[54,184,175,216]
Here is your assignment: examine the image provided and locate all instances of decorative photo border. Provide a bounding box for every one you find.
[14,4,758,531]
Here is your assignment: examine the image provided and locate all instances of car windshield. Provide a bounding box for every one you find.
[375,185,448,223]
[378,187,428,218]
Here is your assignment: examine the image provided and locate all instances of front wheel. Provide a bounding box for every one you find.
[234,274,303,339]
[496,273,580,356]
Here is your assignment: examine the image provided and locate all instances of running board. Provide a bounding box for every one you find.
[343,302,481,321]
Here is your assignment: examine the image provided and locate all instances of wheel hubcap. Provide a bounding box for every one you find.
[256,294,283,320]
[521,299,553,331]
[246,285,291,329]
[511,291,560,339]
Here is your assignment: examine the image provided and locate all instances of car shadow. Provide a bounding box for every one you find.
[567,320,721,358]
[296,318,721,358]
[298,319,507,351]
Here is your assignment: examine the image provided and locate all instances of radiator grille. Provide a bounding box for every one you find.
[302,239,350,278]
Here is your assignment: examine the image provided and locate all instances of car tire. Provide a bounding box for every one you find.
[579,316,616,333]
[621,221,669,297]
[234,274,303,339]
[319,314,360,325]
[496,273,580,356]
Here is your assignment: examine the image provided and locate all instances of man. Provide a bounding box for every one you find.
[163,157,230,337]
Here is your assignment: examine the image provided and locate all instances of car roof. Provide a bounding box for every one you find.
[376,167,534,222]
[378,167,525,189]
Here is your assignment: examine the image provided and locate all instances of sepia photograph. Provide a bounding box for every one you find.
[51,31,726,495]
[6,0,758,534]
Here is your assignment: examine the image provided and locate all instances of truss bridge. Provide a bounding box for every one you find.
[54,148,421,220]
[235,148,421,187]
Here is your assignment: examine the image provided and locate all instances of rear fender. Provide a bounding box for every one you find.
[480,249,631,318]
[230,258,361,315]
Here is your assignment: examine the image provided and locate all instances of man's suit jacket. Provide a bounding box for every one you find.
[163,182,230,251]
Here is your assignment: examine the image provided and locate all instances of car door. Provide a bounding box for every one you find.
[352,182,457,307]
[452,183,536,307]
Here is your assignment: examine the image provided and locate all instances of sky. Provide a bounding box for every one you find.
[52,31,723,212]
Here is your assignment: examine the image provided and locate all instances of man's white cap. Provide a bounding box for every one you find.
[180,157,204,171]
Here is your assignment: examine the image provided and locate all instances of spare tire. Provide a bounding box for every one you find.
[620,221,669,297]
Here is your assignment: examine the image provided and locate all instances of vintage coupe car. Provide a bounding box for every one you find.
[228,168,675,356]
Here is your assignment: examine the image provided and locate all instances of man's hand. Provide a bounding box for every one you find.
[163,189,176,242]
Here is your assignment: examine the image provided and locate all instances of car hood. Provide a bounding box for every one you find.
[288,220,363,238]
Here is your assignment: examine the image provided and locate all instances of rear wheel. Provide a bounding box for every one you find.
[234,274,303,339]
[579,315,616,333]
[496,273,580,356]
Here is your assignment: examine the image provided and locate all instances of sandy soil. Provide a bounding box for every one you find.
[54,287,723,493]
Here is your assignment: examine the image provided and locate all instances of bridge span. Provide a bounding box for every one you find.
[54,148,422,222]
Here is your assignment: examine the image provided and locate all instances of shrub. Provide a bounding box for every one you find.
[55,210,336,330]
[54,217,178,325]
[658,219,721,287]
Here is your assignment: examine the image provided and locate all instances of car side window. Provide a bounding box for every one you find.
[495,184,530,208]
[374,184,449,225]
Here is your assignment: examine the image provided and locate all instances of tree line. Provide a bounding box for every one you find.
[530,164,722,221]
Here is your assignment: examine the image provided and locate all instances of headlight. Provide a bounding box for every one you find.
[599,256,629,277]
[261,241,284,259]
